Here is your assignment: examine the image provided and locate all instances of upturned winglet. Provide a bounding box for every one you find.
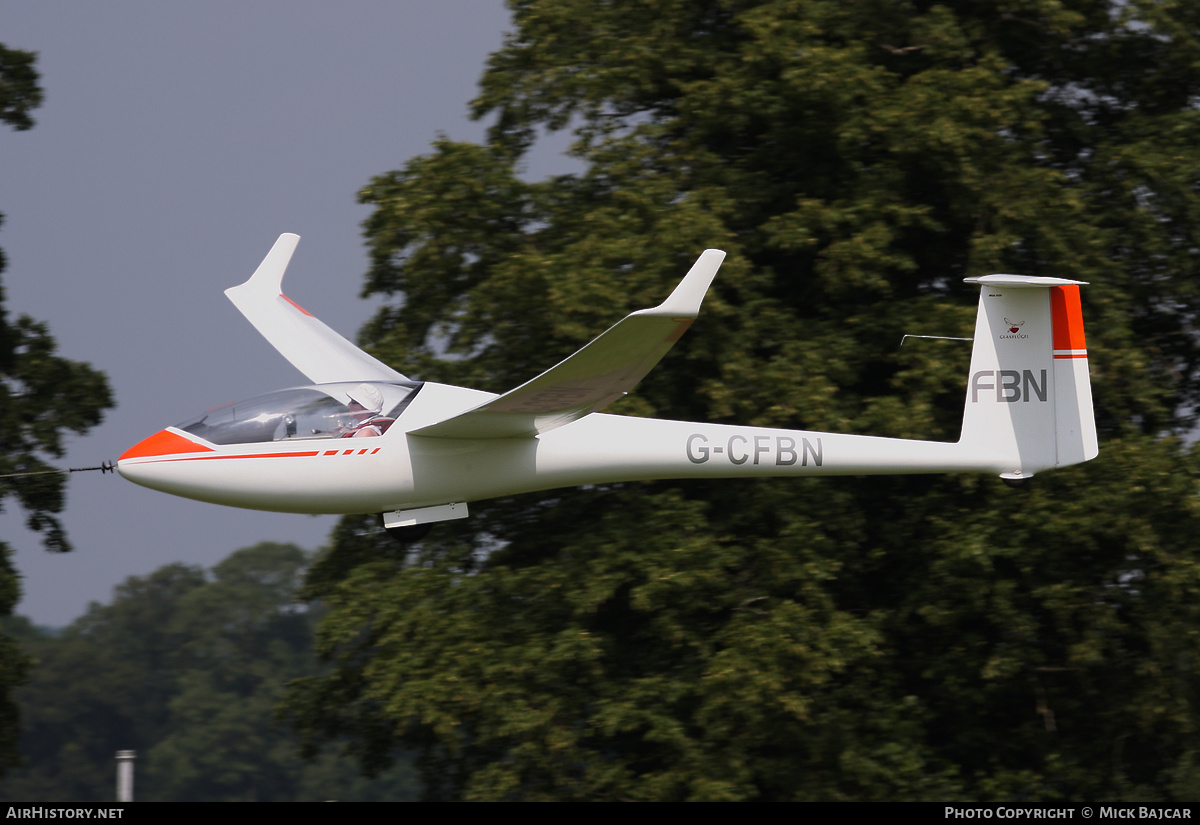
[225,234,408,385]
[413,249,726,439]
[643,248,725,317]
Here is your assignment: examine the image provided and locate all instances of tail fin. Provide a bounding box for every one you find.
[959,275,1098,480]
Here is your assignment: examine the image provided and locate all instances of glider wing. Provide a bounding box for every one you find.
[413,249,726,439]
[225,234,408,384]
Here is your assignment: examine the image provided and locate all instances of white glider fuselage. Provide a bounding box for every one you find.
[119,235,1097,527]
[119,387,983,516]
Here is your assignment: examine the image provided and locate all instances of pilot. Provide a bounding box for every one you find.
[341,383,392,438]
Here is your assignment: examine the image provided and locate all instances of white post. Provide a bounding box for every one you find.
[115,750,136,802]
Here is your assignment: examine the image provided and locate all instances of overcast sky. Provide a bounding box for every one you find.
[3,2,570,625]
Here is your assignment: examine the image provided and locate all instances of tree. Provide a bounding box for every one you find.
[289,0,1200,800]
[0,564,209,799]
[0,44,114,776]
[143,543,343,801]
[0,543,419,801]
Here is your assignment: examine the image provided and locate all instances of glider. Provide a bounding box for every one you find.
[119,234,1098,536]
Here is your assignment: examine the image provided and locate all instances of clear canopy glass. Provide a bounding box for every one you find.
[176,382,421,445]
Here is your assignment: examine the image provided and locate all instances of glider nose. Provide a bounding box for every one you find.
[118,429,214,488]
[120,429,212,461]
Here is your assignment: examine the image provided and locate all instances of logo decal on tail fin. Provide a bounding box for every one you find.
[1000,317,1028,340]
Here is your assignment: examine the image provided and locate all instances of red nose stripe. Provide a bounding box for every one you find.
[120,429,214,461]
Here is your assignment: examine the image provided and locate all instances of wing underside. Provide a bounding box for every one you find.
[225,234,407,385]
[413,249,726,439]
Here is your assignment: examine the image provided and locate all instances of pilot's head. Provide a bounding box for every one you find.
[346,383,384,415]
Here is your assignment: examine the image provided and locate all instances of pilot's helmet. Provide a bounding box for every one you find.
[347,383,384,413]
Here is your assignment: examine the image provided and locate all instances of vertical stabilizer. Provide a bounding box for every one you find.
[959,275,1098,479]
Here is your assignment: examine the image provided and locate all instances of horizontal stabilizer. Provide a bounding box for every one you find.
[965,274,1089,288]
[414,249,726,439]
[225,234,408,385]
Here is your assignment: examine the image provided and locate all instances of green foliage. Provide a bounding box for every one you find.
[291,0,1200,800]
[0,46,42,132]
[0,43,114,778]
[0,543,419,801]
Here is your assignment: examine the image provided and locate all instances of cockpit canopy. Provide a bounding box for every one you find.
[176,381,421,445]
